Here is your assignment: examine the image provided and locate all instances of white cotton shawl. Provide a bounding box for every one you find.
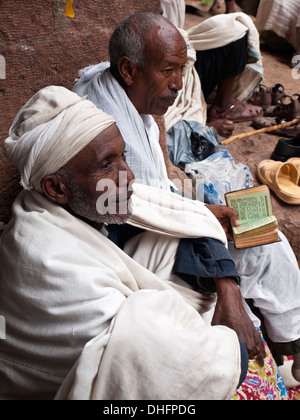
[0,186,238,400]
[4,86,116,192]
[72,63,170,189]
[129,183,227,245]
[161,0,186,28]
[187,13,264,102]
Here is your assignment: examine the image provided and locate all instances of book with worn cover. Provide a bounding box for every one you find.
[225,185,280,249]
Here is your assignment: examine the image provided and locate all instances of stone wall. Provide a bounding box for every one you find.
[0,0,160,224]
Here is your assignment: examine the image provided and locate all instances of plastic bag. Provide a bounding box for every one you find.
[185,150,253,204]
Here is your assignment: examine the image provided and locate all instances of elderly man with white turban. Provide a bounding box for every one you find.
[0,85,262,400]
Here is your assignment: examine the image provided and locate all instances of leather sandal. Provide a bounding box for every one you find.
[248,83,285,110]
[208,100,263,122]
[264,95,300,120]
[252,117,300,138]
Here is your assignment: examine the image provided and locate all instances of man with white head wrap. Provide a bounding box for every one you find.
[0,85,253,400]
[4,86,116,193]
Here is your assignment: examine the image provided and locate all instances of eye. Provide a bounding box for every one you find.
[101,160,112,170]
[162,68,174,78]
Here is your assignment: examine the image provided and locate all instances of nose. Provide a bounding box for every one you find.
[118,159,135,187]
[168,68,183,91]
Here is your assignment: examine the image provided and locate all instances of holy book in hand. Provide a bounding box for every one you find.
[225,185,280,249]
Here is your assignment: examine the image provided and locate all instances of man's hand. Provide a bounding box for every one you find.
[206,204,239,240]
[207,119,234,138]
[212,278,266,367]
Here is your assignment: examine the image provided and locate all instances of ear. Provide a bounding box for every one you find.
[41,175,69,205]
[118,56,137,87]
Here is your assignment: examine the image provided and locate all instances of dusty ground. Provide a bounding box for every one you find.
[185,9,300,266]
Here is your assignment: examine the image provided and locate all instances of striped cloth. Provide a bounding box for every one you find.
[256,0,300,50]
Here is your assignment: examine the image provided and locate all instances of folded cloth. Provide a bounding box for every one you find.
[128,183,227,244]
[271,134,300,162]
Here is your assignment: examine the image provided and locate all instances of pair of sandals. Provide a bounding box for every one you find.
[208,99,263,123]
[258,158,300,205]
[249,84,300,137]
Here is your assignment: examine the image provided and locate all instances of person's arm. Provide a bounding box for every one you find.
[212,277,266,366]
[173,237,265,366]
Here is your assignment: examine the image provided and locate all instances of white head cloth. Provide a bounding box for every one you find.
[4,86,116,192]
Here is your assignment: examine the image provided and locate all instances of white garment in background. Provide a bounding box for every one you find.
[161,0,186,28]
[256,0,300,50]
[164,12,264,131]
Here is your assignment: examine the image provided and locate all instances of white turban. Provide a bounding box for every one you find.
[4,86,116,192]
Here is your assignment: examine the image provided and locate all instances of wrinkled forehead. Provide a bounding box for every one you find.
[144,24,187,63]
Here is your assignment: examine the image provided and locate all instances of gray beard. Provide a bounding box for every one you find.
[67,180,132,226]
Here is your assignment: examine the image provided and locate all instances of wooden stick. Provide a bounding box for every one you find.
[221,118,300,145]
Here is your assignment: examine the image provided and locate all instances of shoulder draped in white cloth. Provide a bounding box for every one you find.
[0,187,239,400]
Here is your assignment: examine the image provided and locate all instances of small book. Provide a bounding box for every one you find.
[225,185,280,249]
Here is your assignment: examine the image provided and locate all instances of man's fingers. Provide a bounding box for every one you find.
[248,332,266,367]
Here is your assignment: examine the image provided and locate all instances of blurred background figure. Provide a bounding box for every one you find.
[185,0,238,15]
[210,0,238,14]
[160,0,186,28]
[255,0,300,68]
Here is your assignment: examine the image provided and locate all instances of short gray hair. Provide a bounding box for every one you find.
[109,11,168,73]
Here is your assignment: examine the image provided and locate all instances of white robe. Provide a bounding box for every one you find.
[0,185,240,400]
